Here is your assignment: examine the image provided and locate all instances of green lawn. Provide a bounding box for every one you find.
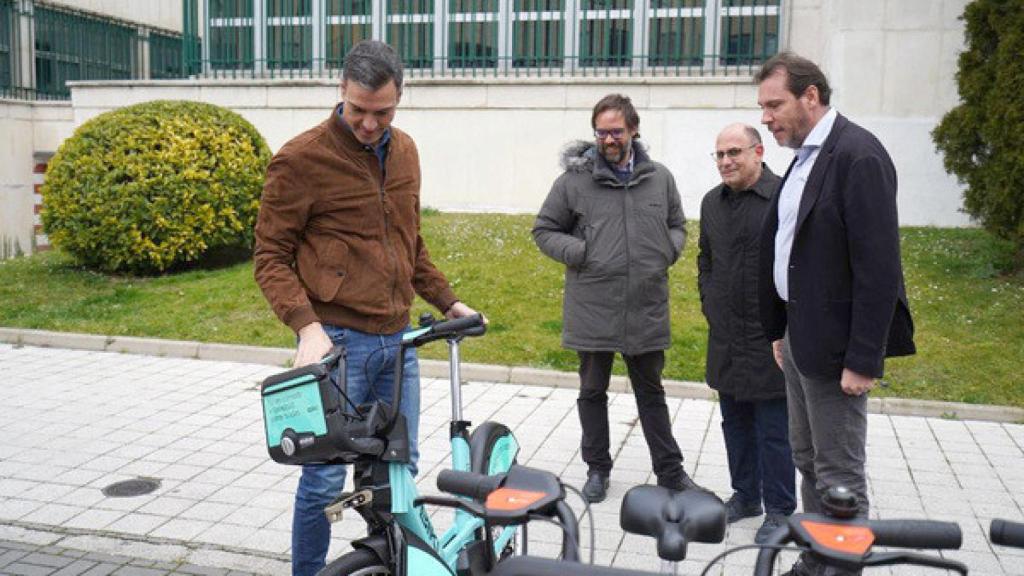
[1,214,1021,407]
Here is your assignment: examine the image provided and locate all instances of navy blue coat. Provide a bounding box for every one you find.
[758,114,915,380]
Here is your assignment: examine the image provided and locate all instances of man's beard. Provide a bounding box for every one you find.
[600,139,631,166]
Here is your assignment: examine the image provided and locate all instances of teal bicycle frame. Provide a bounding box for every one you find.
[326,319,521,575]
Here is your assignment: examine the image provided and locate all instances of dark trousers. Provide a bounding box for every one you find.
[719,393,796,515]
[781,333,868,518]
[783,333,867,576]
[577,350,685,485]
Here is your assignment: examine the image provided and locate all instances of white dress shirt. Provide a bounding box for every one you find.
[773,107,838,302]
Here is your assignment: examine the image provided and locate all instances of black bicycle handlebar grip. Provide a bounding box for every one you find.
[870,520,962,550]
[437,469,502,500]
[991,519,1024,548]
[430,313,485,335]
[320,345,345,368]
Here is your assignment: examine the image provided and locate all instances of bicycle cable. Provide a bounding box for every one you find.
[563,483,597,564]
[525,513,589,563]
[696,543,808,576]
[323,340,403,421]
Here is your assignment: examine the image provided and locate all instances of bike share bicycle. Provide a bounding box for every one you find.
[260,313,520,575]
[431,464,979,575]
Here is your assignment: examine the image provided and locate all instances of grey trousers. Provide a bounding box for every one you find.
[781,333,869,519]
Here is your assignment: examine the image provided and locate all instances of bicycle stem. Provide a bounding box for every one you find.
[449,338,464,422]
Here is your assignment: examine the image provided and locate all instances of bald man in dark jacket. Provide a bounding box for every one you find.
[699,123,795,544]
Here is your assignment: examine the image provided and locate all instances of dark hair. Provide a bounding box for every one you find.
[744,125,762,145]
[591,94,640,137]
[755,51,831,106]
[343,40,404,93]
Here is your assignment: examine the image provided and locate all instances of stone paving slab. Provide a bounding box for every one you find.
[1,343,1023,575]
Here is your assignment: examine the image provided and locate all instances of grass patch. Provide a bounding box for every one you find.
[1,215,1021,407]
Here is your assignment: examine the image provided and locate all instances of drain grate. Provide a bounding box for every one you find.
[101,477,161,498]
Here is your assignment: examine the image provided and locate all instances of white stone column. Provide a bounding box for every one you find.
[312,0,325,73]
[138,27,151,79]
[631,0,648,73]
[432,0,446,74]
[16,0,34,92]
[701,0,718,72]
[564,0,578,74]
[253,0,266,75]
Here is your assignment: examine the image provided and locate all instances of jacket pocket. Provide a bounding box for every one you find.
[298,239,351,303]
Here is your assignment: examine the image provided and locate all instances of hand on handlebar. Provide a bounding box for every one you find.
[295,322,333,368]
[447,301,488,324]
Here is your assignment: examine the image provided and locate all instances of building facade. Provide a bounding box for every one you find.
[0,0,971,259]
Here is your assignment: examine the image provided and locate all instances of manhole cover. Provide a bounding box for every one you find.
[101,478,161,498]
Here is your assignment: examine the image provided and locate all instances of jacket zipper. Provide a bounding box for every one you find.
[373,149,401,327]
[622,179,632,353]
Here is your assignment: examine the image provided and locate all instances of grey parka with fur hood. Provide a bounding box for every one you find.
[532,140,686,355]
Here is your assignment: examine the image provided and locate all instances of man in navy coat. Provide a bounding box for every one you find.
[755,52,915,576]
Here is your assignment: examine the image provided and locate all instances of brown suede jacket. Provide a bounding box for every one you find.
[254,107,458,335]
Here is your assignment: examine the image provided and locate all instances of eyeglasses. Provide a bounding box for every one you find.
[594,128,627,140]
[711,144,758,161]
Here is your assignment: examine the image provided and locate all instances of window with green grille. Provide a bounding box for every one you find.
[0,0,11,91]
[579,0,632,68]
[647,0,702,68]
[720,0,778,66]
[386,0,434,69]
[150,32,184,79]
[33,6,136,98]
[267,0,312,69]
[185,0,783,76]
[209,0,254,70]
[512,0,563,68]
[448,0,498,69]
[326,0,372,69]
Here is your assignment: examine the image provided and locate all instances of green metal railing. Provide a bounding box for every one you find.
[0,1,186,101]
[185,0,780,78]
[151,31,185,79]
[0,0,32,99]
[34,5,138,98]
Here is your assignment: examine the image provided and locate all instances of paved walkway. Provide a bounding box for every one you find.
[1,343,1023,575]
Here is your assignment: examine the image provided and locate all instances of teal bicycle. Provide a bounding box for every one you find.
[260,313,521,575]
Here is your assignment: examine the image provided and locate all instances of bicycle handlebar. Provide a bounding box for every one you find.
[871,519,962,549]
[753,515,964,576]
[403,313,487,347]
[387,313,487,437]
[991,519,1024,548]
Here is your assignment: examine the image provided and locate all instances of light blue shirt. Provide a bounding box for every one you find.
[773,107,838,301]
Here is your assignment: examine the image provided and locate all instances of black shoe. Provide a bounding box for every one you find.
[725,493,763,523]
[755,512,787,543]
[659,470,710,493]
[582,471,609,503]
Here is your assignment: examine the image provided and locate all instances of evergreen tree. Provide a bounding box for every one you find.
[933,0,1024,267]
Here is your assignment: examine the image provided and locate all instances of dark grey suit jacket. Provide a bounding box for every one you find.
[758,113,915,380]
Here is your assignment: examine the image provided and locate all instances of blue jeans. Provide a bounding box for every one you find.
[291,324,420,576]
[719,393,796,515]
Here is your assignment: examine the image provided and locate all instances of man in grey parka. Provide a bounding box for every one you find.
[533,94,703,503]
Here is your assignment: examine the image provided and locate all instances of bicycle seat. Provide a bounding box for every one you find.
[619,485,726,561]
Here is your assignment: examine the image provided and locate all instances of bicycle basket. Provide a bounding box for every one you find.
[261,347,407,465]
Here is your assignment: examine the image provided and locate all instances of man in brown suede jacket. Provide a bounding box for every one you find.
[253,40,478,576]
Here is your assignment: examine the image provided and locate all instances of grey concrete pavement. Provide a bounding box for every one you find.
[2,343,1023,575]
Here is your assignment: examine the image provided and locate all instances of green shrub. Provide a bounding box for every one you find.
[41,100,271,274]
[932,0,1024,269]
